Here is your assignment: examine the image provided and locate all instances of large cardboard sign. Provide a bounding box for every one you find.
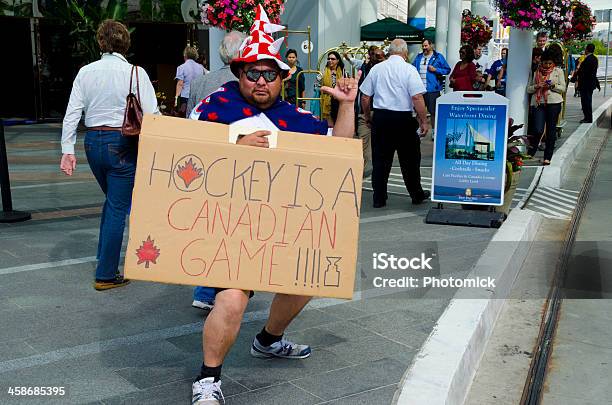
[431,92,509,206]
[125,115,363,299]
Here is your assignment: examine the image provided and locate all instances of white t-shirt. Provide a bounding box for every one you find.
[418,55,430,87]
[359,55,426,111]
[474,54,491,73]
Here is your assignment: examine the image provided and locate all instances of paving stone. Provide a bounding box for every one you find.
[0,340,38,362]
[223,349,353,390]
[314,301,368,320]
[291,357,407,400]
[284,308,344,332]
[283,327,347,350]
[323,383,398,404]
[324,334,417,365]
[0,309,49,342]
[225,382,321,405]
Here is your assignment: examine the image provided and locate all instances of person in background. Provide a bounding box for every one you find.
[343,45,378,70]
[175,45,204,116]
[187,31,245,116]
[536,31,548,52]
[282,49,305,107]
[527,50,566,165]
[360,39,431,208]
[413,39,451,134]
[531,47,543,74]
[60,19,159,290]
[576,43,599,123]
[473,46,490,74]
[315,51,344,124]
[487,48,508,96]
[496,62,508,97]
[449,45,477,91]
[356,47,385,178]
[528,47,544,139]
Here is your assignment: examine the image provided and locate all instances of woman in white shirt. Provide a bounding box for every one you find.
[59,19,159,291]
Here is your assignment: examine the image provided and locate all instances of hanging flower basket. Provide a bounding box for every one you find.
[562,1,596,42]
[461,10,493,46]
[201,0,287,32]
[493,0,572,35]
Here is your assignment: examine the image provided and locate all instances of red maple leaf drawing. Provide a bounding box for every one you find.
[242,107,253,116]
[278,119,287,128]
[207,112,219,121]
[135,236,160,268]
[176,158,203,189]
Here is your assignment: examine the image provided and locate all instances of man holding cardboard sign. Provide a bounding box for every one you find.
[187,6,360,404]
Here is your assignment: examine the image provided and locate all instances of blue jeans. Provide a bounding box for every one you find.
[193,287,216,303]
[85,130,137,281]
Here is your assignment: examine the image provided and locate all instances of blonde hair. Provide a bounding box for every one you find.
[183,46,198,60]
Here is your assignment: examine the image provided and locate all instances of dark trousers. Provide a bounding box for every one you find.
[85,131,137,280]
[423,91,440,127]
[581,87,594,122]
[371,109,425,204]
[529,103,562,161]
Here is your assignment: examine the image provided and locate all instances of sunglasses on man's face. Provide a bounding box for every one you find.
[243,69,279,83]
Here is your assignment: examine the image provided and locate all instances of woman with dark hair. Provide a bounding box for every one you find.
[315,50,345,123]
[60,19,159,290]
[283,49,305,107]
[527,49,566,165]
[449,45,477,91]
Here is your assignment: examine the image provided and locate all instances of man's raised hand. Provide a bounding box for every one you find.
[321,70,362,104]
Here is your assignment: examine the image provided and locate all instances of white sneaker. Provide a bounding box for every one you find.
[192,300,214,311]
[192,377,224,405]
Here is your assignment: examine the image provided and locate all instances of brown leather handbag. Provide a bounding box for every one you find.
[121,65,143,136]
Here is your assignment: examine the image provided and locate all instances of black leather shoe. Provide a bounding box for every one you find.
[579,119,592,123]
[411,190,431,205]
[373,200,386,208]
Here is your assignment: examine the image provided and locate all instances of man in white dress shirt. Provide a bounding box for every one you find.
[360,38,430,208]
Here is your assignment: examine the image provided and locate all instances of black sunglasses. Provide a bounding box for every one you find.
[243,69,279,83]
[327,57,337,61]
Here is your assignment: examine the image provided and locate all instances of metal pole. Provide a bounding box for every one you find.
[605,9,611,97]
[0,121,31,223]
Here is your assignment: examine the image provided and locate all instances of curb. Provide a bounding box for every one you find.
[394,209,542,405]
[540,97,612,188]
[394,96,611,405]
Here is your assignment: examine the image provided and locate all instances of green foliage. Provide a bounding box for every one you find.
[136,0,184,22]
[0,0,33,16]
[44,0,129,65]
[567,38,608,55]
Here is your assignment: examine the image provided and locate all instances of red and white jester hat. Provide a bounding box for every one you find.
[230,4,290,77]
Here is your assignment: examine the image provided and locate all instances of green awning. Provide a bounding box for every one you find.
[424,27,436,43]
[360,18,424,43]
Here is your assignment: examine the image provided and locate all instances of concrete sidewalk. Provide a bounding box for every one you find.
[0,90,608,405]
[0,123,492,404]
[540,128,612,405]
